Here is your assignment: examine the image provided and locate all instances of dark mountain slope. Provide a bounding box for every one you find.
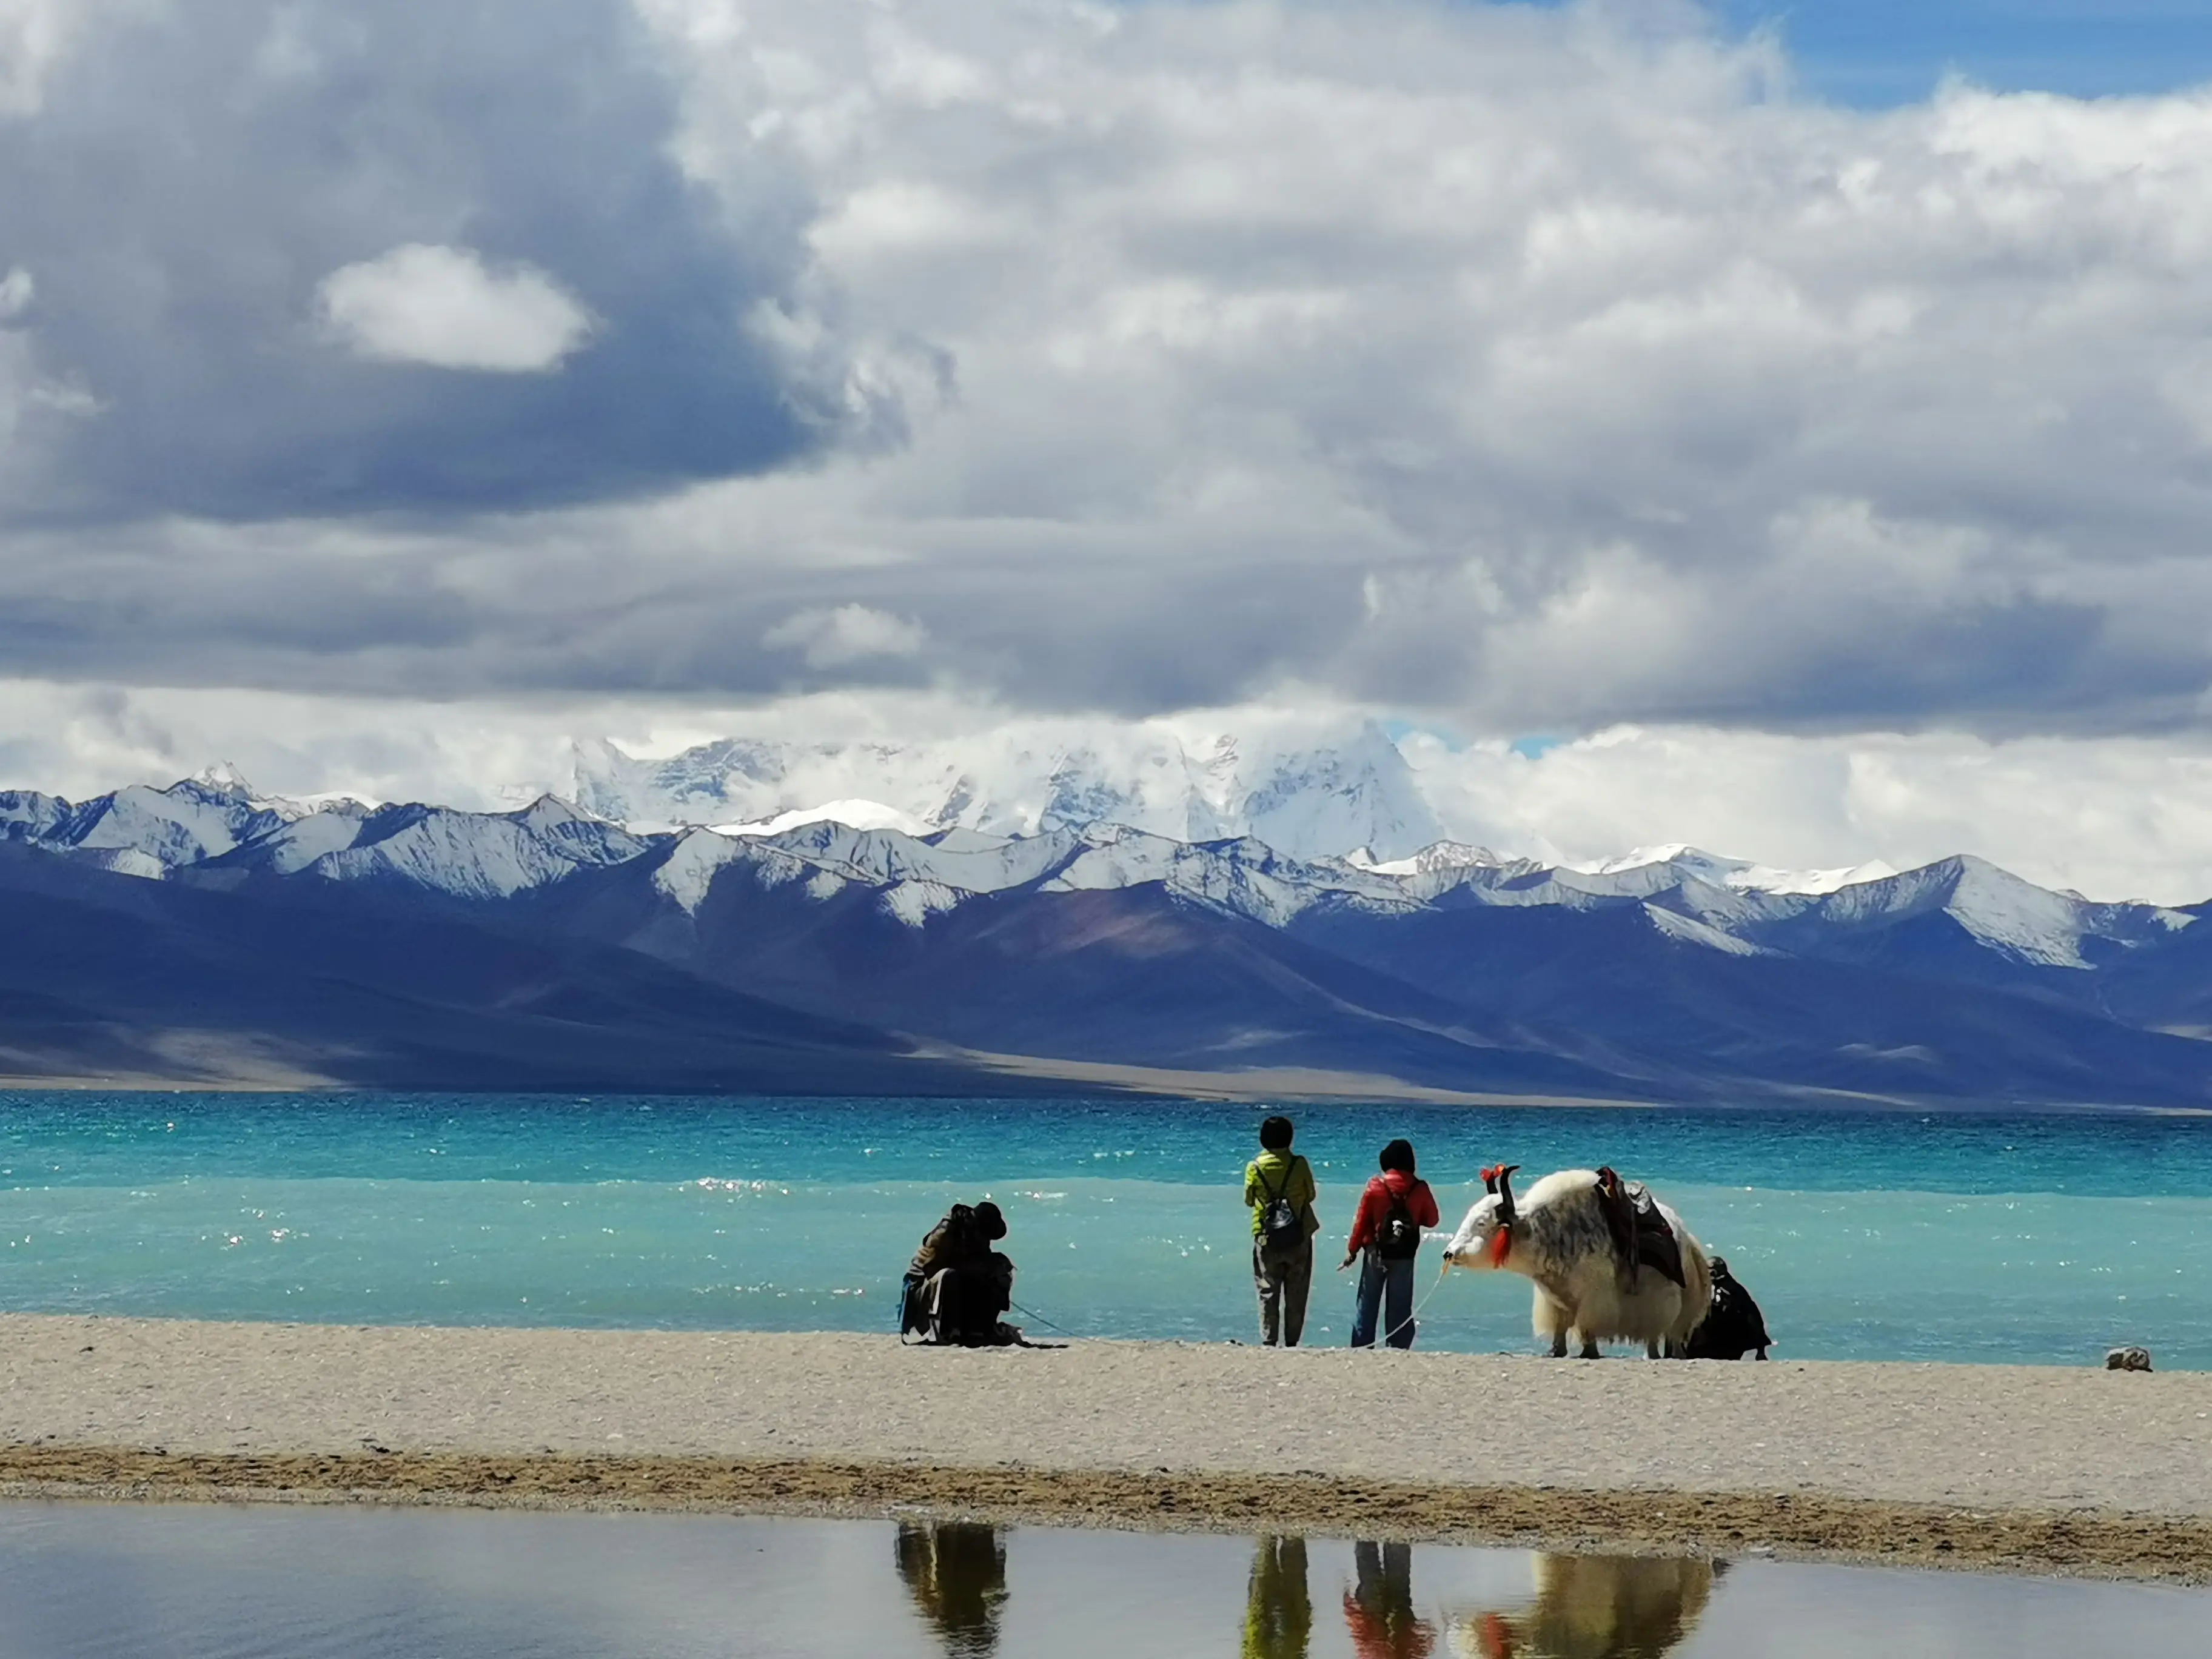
[1289,900,2212,1107]
[518,856,1648,1098]
[0,845,983,1093]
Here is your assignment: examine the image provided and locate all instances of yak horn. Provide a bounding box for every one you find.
[1494,1164,1520,1224]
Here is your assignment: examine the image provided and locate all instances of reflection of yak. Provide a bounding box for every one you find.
[1449,1553,1719,1659]
[895,1522,1009,1657]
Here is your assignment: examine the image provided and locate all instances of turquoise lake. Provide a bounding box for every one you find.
[2,1092,2208,1366]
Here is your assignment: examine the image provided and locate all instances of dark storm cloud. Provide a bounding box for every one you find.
[0,0,836,519]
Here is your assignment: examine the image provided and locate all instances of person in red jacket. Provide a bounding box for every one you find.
[1341,1139,1439,1349]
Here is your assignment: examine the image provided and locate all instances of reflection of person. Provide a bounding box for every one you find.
[1342,1540,1436,1659]
[1242,1535,1312,1659]
[902,1201,1016,1346]
[1342,1141,1439,1350]
[894,1521,1009,1657]
[1244,1116,1319,1346]
[1454,1553,1718,1659]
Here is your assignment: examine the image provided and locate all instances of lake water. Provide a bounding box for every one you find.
[0,1503,2204,1658]
[2,1091,2209,1366]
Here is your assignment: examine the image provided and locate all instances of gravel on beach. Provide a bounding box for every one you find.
[2,1314,2208,1582]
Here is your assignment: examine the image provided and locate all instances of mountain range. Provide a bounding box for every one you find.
[2,769,2209,1107]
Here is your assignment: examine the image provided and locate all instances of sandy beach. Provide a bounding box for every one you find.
[3,1313,2209,1582]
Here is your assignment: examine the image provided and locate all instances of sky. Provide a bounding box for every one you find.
[7,0,2212,899]
[1713,2,2212,106]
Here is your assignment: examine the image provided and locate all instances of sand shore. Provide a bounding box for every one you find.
[3,1314,2208,1582]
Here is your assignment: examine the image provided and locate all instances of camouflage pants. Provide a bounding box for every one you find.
[1253,1240,1313,1347]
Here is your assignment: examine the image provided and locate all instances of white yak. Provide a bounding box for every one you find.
[1442,1164,1712,1359]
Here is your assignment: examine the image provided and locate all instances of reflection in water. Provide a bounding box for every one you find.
[1344,1540,1439,1659]
[1451,1554,1718,1659]
[1244,1536,1312,1659]
[894,1522,1009,1657]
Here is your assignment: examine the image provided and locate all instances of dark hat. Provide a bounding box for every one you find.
[974,1201,1007,1241]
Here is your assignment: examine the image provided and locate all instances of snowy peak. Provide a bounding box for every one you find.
[714,799,936,839]
[287,797,652,900]
[44,777,292,874]
[1357,840,1526,877]
[188,761,255,797]
[1931,854,2190,970]
[1235,722,1444,863]
[1567,844,1897,896]
[646,819,1091,919]
[570,722,1445,862]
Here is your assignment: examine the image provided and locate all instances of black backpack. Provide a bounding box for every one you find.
[1376,1184,1421,1261]
[1257,1158,1307,1258]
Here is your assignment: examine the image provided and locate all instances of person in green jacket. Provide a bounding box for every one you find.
[1243,1535,1312,1659]
[1244,1114,1319,1346]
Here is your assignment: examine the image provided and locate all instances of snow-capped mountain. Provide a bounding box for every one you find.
[569,721,1446,862]
[2,769,2193,969]
[5,767,2210,1105]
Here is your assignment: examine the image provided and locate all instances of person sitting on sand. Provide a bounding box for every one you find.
[1244,1114,1319,1347]
[896,1521,1009,1655]
[1341,1139,1438,1350]
[902,1201,1017,1346]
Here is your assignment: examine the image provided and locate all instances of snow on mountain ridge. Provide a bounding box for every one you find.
[2,772,2199,976]
[571,722,1443,862]
[711,799,935,839]
[1356,840,1523,877]
[1566,843,1899,896]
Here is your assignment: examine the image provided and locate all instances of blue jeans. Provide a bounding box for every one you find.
[1350,1251,1416,1349]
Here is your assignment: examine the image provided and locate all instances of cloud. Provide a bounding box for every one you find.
[5,0,2212,897]
[762,604,928,670]
[1395,722,2212,904]
[0,0,861,517]
[0,0,94,117]
[318,245,594,374]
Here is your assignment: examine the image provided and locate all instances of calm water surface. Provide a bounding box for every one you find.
[2,1091,2209,1364]
[0,1503,2204,1658]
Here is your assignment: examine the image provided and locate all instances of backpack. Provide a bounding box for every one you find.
[1376,1182,1422,1261]
[1256,1158,1307,1258]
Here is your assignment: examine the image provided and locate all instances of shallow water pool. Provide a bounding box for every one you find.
[0,1503,2203,1658]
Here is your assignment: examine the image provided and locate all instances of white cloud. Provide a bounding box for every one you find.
[0,264,31,321]
[317,244,595,373]
[0,0,90,118]
[1397,723,2212,905]
[762,603,928,668]
[503,0,2212,734]
[10,1,2212,905]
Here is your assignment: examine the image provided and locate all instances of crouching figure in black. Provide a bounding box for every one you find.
[1682,1256,1773,1360]
[901,1201,1019,1346]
